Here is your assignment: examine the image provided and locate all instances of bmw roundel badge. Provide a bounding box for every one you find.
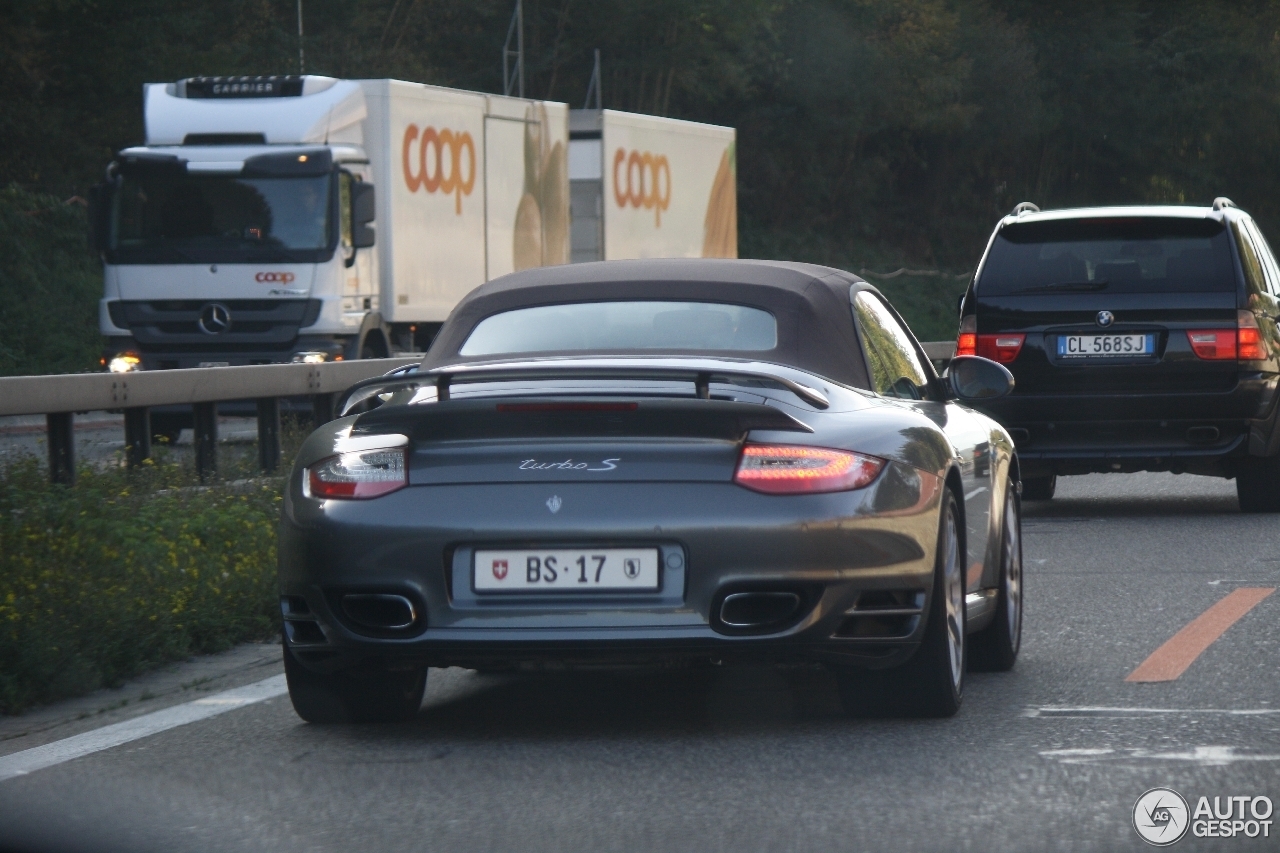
[1096,310,1115,327]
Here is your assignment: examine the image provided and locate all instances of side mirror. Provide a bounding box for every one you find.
[87,182,111,253]
[947,355,1014,402]
[352,182,376,248]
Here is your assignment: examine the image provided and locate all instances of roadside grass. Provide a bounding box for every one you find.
[0,435,302,715]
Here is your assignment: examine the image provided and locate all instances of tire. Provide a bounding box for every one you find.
[283,642,427,724]
[833,490,966,718]
[1236,454,1280,512]
[969,479,1023,672]
[1020,474,1056,501]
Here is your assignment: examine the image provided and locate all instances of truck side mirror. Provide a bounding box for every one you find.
[352,183,376,249]
[87,182,111,253]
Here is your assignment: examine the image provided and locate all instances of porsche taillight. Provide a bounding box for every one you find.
[307,448,408,499]
[956,315,977,357]
[734,444,885,494]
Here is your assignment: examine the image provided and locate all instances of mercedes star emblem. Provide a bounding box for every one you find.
[1096,310,1115,327]
[198,303,233,335]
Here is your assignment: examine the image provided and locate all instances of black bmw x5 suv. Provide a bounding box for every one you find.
[957,200,1280,511]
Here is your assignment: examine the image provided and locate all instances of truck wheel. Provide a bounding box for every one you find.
[283,642,426,724]
[832,489,965,718]
[969,479,1022,672]
[1021,475,1056,501]
[1236,454,1280,512]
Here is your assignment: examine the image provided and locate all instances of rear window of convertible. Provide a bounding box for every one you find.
[978,217,1236,295]
[458,301,778,356]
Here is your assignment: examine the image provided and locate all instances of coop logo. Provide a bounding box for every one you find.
[613,148,671,226]
[1133,788,1189,845]
[401,124,476,214]
[255,272,295,283]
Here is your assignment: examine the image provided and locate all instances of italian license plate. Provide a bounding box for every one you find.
[474,548,660,592]
[1057,333,1153,358]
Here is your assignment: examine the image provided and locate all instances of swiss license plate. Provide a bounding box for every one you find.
[474,548,660,592]
[1057,333,1153,358]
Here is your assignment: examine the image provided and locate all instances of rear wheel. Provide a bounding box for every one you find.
[833,490,965,718]
[283,642,426,724]
[1021,474,1056,501]
[969,479,1022,671]
[1237,454,1280,512]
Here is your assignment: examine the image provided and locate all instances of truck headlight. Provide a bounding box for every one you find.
[292,351,334,364]
[108,353,142,373]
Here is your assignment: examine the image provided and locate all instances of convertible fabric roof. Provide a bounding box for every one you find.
[422,258,874,389]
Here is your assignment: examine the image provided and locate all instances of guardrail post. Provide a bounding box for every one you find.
[256,397,281,473]
[123,407,151,467]
[46,413,75,485]
[193,402,217,481]
[312,393,334,425]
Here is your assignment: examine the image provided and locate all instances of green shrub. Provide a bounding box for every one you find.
[0,185,103,376]
[0,456,283,714]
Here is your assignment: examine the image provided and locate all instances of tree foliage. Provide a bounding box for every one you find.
[4,0,1280,267]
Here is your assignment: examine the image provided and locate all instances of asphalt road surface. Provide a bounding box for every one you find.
[1,472,1277,853]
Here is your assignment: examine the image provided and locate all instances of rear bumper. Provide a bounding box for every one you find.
[278,469,944,672]
[978,376,1280,475]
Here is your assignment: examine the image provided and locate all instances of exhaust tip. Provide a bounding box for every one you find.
[716,591,804,634]
[1186,426,1220,445]
[341,593,418,631]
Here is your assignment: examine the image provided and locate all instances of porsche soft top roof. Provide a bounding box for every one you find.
[422,259,874,389]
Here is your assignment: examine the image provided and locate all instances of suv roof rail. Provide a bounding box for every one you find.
[1012,202,1040,216]
[1212,197,1236,211]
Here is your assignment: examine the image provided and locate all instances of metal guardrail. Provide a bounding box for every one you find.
[1,343,958,485]
[1,358,418,484]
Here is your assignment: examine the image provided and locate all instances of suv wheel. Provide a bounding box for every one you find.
[1237,455,1280,512]
[1021,475,1056,501]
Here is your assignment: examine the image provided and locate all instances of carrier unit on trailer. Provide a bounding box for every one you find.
[91,75,737,384]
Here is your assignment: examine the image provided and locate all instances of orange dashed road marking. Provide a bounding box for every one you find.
[1126,588,1275,683]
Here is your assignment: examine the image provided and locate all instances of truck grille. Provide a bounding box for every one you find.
[110,299,322,348]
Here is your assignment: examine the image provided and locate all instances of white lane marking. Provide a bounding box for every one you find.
[1041,746,1280,766]
[1025,705,1280,718]
[1208,579,1263,585]
[964,487,988,500]
[0,674,286,783]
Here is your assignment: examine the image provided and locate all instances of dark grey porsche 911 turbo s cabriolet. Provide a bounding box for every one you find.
[278,259,1023,722]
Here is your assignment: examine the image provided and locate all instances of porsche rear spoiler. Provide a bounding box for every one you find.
[335,357,832,418]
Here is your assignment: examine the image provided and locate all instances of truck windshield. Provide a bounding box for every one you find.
[109,171,333,264]
[978,217,1236,295]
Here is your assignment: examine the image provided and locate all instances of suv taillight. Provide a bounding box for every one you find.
[956,315,977,357]
[1238,310,1266,360]
[977,334,1025,364]
[1188,312,1267,362]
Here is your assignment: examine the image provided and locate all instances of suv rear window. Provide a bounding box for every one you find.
[977,217,1236,295]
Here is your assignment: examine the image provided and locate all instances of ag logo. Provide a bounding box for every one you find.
[1133,787,1190,846]
[402,124,476,214]
[613,148,671,226]
[491,559,508,580]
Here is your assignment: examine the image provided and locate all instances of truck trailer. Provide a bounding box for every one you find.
[91,75,737,383]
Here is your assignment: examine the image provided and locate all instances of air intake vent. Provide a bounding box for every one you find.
[833,589,925,639]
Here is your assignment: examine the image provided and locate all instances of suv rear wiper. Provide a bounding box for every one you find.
[1012,280,1109,294]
